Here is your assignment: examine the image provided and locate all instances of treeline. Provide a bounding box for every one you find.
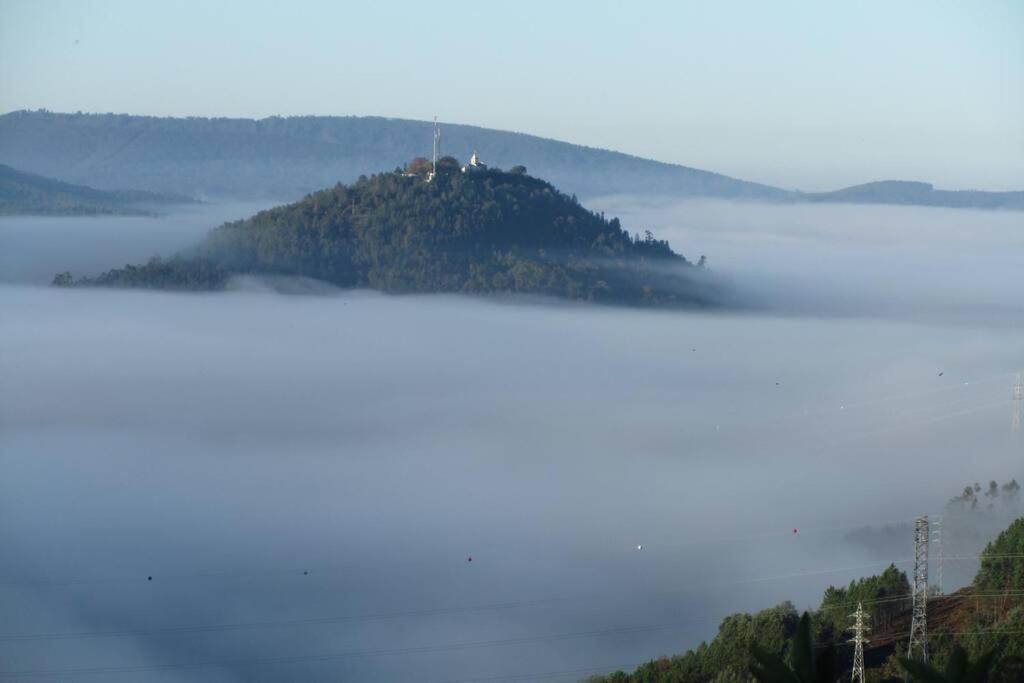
[56,165,720,307]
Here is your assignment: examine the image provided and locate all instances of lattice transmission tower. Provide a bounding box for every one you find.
[849,601,870,683]
[907,516,929,663]
[932,517,943,596]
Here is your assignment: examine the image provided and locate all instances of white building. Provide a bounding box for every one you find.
[462,151,488,173]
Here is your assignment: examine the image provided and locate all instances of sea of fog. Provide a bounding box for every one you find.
[1,200,1023,682]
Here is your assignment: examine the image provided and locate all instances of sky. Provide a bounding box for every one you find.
[0,0,1021,191]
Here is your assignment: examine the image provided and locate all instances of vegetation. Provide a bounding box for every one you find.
[0,162,192,215]
[589,516,1024,682]
[4,112,1020,208]
[817,564,910,638]
[749,612,837,683]
[57,165,721,306]
[0,110,788,200]
[974,518,1024,592]
[900,645,996,683]
[948,481,1020,512]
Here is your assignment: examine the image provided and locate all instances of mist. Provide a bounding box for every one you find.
[590,197,1024,323]
[1,201,1023,681]
[0,201,277,286]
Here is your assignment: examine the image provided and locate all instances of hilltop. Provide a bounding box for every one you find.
[56,164,719,307]
[0,163,194,215]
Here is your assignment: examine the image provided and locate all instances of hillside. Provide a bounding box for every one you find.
[56,164,719,307]
[589,516,1024,682]
[0,110,789,201]
[802,180,1024,210]
[0,163,195,215]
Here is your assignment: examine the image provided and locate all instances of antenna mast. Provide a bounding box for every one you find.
[849,602,870,683]
[907,516,929,663]
[427,116,441,182]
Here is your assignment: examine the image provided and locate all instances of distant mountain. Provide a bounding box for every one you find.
[0,162,194,215]
[4,111,1018,210]
[56,165,722,307]
[0,110,787,201]
[801,180,1024,210]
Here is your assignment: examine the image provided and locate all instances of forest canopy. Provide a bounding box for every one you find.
[58,165,720,307]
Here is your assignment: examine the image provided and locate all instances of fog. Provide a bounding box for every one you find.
[1,201,1023,681]
[591,197,1024,323]
[0,201,277,286]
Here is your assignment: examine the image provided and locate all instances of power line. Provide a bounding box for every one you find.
[0,560,922,644]
[0,622,679,679]
[5,600,1024,680]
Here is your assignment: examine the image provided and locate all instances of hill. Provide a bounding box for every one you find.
[0,110,789,201]
[802,180,1024,210]
[588,515,1024,682]
[0,162,194,215]
[8,111,1016,210]
[55,164,720,307]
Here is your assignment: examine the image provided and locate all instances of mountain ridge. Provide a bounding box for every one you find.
[0,110,785,202]
[3,110,1019,210]
[0,162,195,215]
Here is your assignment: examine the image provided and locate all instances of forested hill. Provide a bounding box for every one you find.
[0,110,786,201]
[589,513,1024,682]
[59,165,720,307]
[0,163,193,215]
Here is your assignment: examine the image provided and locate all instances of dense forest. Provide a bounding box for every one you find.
[55,164,720,306]
[0,163,193,215]
[589,516,1024,682]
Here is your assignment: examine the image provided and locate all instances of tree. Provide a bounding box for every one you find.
[406,157,431,175]
[749,612,837,683]
[435,156,461,173]
[900,645,994,682]
[975,518,1024,591]
[510,165,527,175]
[51,271,74,287]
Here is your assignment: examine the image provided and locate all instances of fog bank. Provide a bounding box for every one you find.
[1,199,1023,681]
[2,283,1021,681]
[591,197,1024,323]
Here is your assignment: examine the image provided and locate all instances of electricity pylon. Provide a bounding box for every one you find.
[907,516,929,663]
[849,602,870,683]
[932,517,943,596]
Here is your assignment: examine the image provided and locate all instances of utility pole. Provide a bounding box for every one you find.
[907,516,929,663]
[849,602,870,683]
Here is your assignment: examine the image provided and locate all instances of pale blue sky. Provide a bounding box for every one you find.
[1,0,1021,190]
